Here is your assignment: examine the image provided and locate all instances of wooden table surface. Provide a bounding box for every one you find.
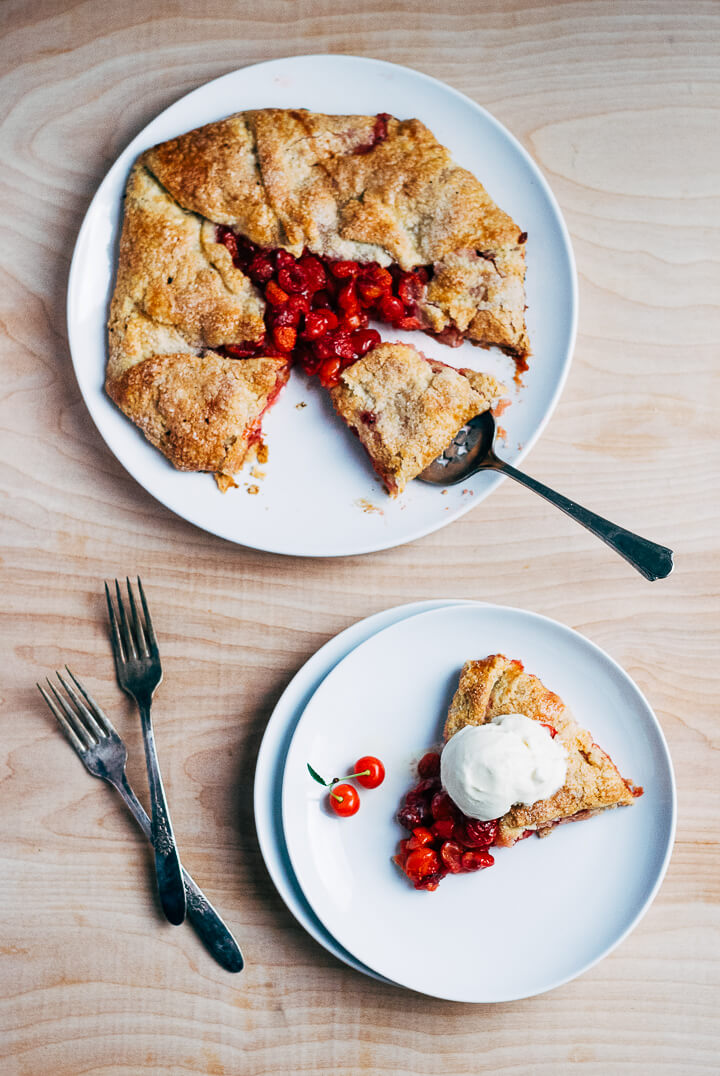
[2,2,718,1072]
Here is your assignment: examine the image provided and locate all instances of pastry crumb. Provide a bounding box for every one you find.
[462,488,474,496]
[256,442,269,464]
[441,489,448,495]
[215,473,238,493]
[355,498,383,515]
[250,466,266,479]
[296,401,307,409]
[246,484,260,495]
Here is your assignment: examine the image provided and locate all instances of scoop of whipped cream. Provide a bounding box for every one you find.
[440,714,568,821]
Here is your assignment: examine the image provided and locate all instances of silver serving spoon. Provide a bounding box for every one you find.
[419,411,674,581]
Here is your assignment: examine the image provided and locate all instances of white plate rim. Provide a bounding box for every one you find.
[281,602,677,1002]
[66,54,577,557]
[253,598,475,983]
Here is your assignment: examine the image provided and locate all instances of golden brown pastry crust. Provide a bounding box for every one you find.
[109,352,289,478]
[444,655,637,846]
[106,162,282,479]
[107,109,528,481]
[140,109,529,358]
[329,343,506,495]
[108,163,266,381]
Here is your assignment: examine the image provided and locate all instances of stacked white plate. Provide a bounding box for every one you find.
[254,600,676,1002]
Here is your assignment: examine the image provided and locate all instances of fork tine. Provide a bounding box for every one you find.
[136,576,159,656]
[125,577,148,657]
[114,578,137,660]
[39,679,93,751]
[105,581,126,664]
[57,669,106,742]
[37,682,86,753]
[53,675,102,744]
[64,666,116,735]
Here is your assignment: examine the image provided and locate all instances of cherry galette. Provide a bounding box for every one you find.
[107,109,525,490]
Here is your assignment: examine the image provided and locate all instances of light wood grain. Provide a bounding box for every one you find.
[1,1,719,1072]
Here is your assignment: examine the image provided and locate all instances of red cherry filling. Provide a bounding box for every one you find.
[354,112,391,155]
[243,364,291,449]
[394,752,498,891]
[215,223,431,388]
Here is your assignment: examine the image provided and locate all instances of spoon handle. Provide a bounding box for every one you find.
[487,458,674,581]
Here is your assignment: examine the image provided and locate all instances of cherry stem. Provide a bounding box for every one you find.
[337,769,371,784]
[307,762,371,787]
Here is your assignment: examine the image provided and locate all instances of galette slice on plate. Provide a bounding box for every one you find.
[395,654,641,890]
[329,342,506,495]
[443,654,640,846]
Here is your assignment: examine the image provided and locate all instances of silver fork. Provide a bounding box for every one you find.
[38,670,244,972]
[104,578,186,925]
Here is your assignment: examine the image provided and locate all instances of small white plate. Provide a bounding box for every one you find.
[281,604,676,1002]
[67,54,577,556]
[254,599,473,982]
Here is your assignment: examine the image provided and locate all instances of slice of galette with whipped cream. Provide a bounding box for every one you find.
[394,654,642,890]
[106,109,525,492]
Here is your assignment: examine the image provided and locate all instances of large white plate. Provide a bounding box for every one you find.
[254,599,472,982]
[67,55,577,556]
[281,604,676,1002]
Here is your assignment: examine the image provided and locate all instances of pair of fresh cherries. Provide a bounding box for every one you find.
[307,755,386,816]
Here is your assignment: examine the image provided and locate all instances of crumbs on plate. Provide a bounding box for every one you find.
[492,398,511,419]
[215,473,238,493]
[355,498,383,515]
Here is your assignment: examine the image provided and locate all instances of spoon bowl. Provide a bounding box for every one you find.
[420,410,499,486]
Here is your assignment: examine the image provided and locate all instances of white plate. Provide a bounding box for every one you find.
[281,603,676,1002]
[254,599,472,983]
[67,55,577,556]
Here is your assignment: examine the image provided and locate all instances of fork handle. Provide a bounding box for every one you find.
[138,701,187,925]
[485,457,674,581]
[113,774,244,972]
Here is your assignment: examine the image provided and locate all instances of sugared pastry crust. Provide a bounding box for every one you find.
[329,343,505,496]
[107,108,528,486]
[444,655,638,846]
[109,351,289,479]
[139,109,529,358]
[106,162,285,478]
[107,163,266,381]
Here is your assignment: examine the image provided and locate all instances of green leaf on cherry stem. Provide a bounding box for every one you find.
[307,763,329,786]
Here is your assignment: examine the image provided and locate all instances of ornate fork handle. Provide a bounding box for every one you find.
[113,769,244,972]
[137,699,186,921]
[105,579,187,924]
